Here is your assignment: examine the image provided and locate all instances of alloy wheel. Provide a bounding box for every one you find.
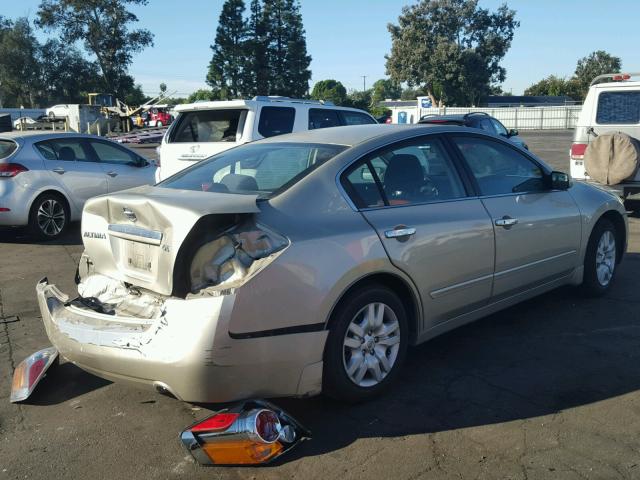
[595,230,616,287]
[342,302,401,387]
[37,199,66,237]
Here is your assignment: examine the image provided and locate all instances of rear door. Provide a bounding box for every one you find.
[450,134,581,300]
[86,139,155,192]
[35,138,107,210]
[342,135,495,328]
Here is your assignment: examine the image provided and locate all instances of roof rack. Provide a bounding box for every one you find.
[251,96,335,106]
[463,111,490,119]
[590,72,640,86]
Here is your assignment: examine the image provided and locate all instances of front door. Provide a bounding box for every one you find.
[86,139,155,192]
[342,135,495,328]
[450,135,582,299]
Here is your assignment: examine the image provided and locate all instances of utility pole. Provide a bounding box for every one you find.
[361,76,367,92]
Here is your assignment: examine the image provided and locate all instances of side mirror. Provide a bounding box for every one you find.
[508,129,518,137]
[550,171,570,190]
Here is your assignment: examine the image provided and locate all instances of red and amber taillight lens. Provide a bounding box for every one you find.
[180,401,309,466]
[10,347,58,402]
[0,163,28,177]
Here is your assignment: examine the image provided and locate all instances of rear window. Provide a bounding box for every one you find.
[258,107,295,138]
[169,109,244,143]
[158,142,346,198]
[309,108,340,129]
[0,140,17,159]
[596,91,640,124]
[340,110,376,125]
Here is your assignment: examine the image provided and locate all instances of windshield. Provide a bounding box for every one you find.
[158,142,347,197]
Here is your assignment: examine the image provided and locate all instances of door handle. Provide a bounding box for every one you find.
[495,216,518,228]
[385,226,416,239]
[106,171,118,177]
[52,167,65,175]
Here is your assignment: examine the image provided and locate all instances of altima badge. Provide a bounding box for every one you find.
[122,207,137,223]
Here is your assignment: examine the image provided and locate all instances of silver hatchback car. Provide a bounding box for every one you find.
[36,125,626,403]
[0,132,156,238]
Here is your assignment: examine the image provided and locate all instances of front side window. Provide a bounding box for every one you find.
[258,107,295,138]
[309,108,340,129]
[343,137,467,208]
[35,139,91,162]
[452,136,545,195]
[596,91,640,124]
[159,142,346,198]
[491,118,509,136]
[89,140,140,166]
[340,111,376,125]
[169,109,244,143]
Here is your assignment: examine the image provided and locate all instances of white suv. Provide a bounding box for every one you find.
[570,72,640,196]
[156,96,377,181]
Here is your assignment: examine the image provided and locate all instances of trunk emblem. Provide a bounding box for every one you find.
[122,207,137,223]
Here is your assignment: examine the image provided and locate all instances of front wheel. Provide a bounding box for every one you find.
[581,218,618,297]
[323,286,408,402]
[28,193,69,240]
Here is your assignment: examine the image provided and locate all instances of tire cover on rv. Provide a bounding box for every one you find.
[584,132,640,185]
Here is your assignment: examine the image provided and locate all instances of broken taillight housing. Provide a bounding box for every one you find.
[180,400,310,466]
[10,346,58,402]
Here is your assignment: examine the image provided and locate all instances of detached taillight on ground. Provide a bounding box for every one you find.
[570,143,588,160]
[181,400,310,466]
[0,163,28,177]
[10,347,58,402]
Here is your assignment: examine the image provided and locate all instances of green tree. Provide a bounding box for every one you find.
[370,79,402,105]
[124,84,148,106]
[574,50,622,98]
[40,39,101,104]
[0,17,42,107]
[344,89,372,112]
[187,88,219,103]
[262,0,311,97]
[524,75,580,100]
[207,0,247,99]
[386,0,519,106]
[159,82,167,95]
[310,79,347,105]
[36,0,154,99]
[244,0,269,96]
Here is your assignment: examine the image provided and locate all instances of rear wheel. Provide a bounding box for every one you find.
[29,193,69,240]
[581,218,618,297]
[323,286,408,402]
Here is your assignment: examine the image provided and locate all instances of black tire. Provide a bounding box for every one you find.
[323,285,408,403]
[28,192,69,240]
[581,218,618,297]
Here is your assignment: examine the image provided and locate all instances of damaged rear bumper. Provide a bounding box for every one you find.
[36,278,327,403]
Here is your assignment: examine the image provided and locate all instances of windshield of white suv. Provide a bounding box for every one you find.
[158,142,347,197]
[169,109,245,143]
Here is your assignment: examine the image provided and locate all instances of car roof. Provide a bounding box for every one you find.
[0,131,130,146]
[420,113,492,123]
[175,98,373,114]
[254,124,474,147]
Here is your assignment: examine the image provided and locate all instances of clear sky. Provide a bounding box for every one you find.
[4,0,639,97]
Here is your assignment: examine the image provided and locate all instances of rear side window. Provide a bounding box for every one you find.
[258,107,295,138]
[596,91,640,124]
[169,109,244,143]
[340,110,376,125]
[309,108,340,129]
[35,139,91,162]
[0,140,17,159]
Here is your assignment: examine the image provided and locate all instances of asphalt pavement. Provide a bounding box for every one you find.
[2,130,640,479]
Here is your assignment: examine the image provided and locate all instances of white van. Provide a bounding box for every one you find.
[570,72,640,196]
[156,96,377,181]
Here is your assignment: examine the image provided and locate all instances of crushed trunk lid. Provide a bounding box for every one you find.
[81,185,260,296]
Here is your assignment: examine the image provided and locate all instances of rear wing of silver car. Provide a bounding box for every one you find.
[590,72,640,86]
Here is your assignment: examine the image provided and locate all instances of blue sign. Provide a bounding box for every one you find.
[398,111,407,124]
[421,98,432,108]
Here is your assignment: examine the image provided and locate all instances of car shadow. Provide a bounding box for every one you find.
[22,362,112,406]
[270,252,640,461]
[0,223,82,246]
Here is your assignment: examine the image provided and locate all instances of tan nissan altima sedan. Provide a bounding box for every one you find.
[36,125,626,403]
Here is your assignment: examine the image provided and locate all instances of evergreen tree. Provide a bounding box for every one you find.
[207,0,248,99]
[262,0,311,97]
[244,0,269,96]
